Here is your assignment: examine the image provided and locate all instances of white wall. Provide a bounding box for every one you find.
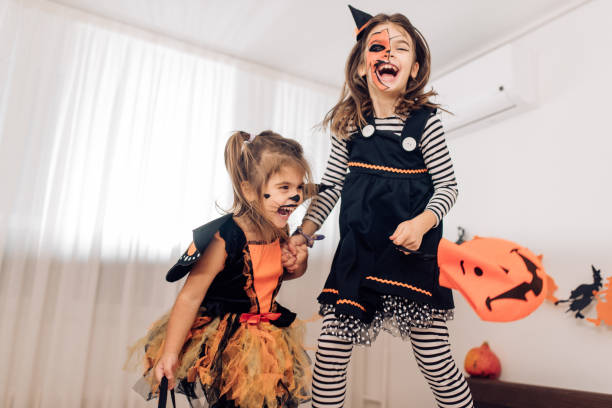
[351,1,612,407]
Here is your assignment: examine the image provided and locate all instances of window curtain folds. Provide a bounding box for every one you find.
[0,1,337,406]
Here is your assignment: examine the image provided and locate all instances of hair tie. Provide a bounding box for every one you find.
[241,133,256,153]
[292,226,325,248]
[244,133,256,145]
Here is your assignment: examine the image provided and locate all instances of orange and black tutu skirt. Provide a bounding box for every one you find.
[126,309,311,408]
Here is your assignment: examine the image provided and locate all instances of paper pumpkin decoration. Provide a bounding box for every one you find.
[586,275,612,327]
[545,274,559,304]
[438,237,547,322]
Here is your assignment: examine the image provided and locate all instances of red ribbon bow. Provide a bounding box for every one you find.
[239,312,281,325]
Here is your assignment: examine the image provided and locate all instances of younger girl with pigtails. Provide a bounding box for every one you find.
[127,130,315,408]
[290,6,474,408]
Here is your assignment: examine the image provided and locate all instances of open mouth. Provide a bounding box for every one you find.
[277,204,297,217]
[374,62,399,84]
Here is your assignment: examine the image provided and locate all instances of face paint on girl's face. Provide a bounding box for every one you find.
[365,23,417,92]
[261,166,305,228]
[367,29,392,90]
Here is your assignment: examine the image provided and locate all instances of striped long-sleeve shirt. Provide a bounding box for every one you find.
[304,114,458,228]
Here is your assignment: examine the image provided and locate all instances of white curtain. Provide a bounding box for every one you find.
[0,0,338,406]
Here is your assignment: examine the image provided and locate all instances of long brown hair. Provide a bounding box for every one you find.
[224,130,314,242]
[323,13,440,140]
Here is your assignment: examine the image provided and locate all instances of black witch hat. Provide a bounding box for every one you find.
[348,5,373,41]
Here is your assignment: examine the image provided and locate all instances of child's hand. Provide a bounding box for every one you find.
[287,234,307,253]
[389,219,426,251]
[281,243,298,270]
[155,352,179,390]
[288,243,308,273]
[282,243,308,279]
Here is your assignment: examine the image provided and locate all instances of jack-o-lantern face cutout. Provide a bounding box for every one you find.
[438,237,548,322]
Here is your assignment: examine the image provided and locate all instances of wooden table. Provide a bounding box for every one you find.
[467,378,612,408]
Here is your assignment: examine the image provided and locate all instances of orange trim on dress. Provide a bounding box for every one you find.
[322,288,339,295]
[365,276,433,297]
[336,299,366,312]
[348,161,427,174]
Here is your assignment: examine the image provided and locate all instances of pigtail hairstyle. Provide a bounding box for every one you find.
[224,130,315,242]
[323,13,440,140]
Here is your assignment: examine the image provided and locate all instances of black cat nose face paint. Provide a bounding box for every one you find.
[289,194,300,203]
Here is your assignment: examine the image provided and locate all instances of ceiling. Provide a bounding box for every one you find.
[50,0,588,89]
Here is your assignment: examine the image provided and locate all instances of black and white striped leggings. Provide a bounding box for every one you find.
[312,313,474,408]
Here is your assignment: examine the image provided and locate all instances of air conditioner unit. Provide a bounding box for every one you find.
[430,44,536,137]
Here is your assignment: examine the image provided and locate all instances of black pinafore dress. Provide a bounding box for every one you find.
[317,108,454,345]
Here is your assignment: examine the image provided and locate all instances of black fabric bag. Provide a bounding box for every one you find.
[158,377,176,408]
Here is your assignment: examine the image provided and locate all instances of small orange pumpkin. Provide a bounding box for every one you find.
[464,342,501,379]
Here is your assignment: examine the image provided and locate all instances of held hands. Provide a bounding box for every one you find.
[288,233,307,249]
[155,352,179,390]
[281,239,308,273]
[281,234,309,280]
[281,221,320,277]
[389,211,437,251]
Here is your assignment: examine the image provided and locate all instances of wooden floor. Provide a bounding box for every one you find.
[467,378,612,408]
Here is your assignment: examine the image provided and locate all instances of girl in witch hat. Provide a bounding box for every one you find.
[126,131,315,408]
[288,5,474,407]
